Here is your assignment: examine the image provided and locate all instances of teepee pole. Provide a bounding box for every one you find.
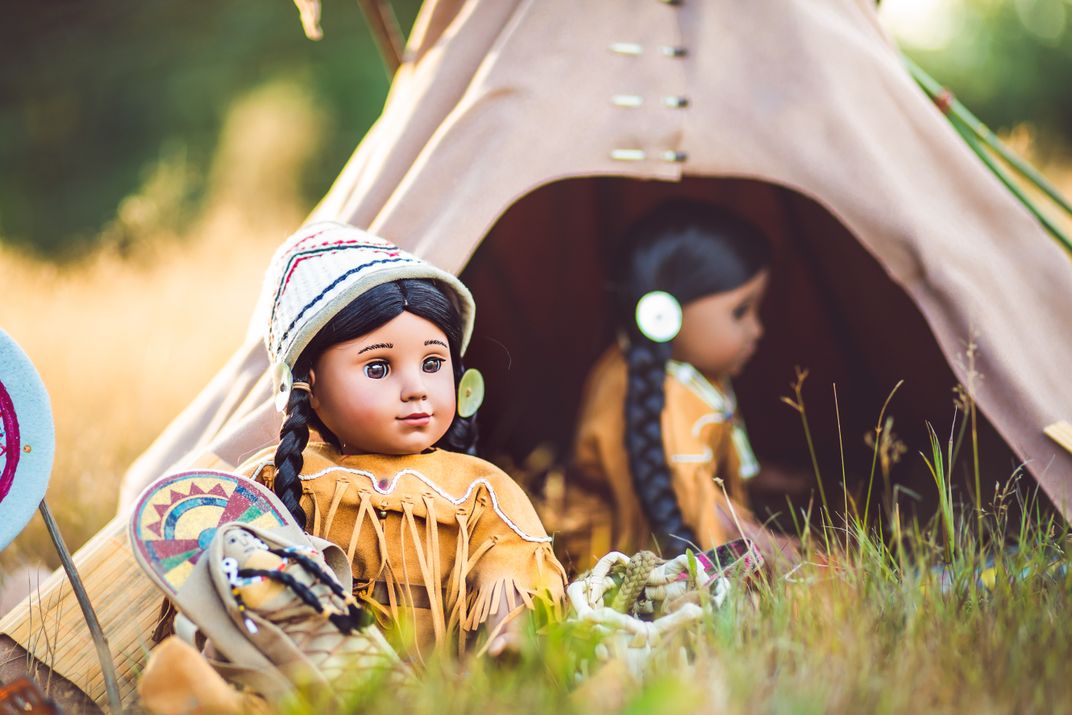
[907,57,1072,218]
[904,56,1072,252]
[356,0,405,74]
[38,501,123,714]
[946,113,1072,253]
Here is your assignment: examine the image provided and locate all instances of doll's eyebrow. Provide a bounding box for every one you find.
[425,339,448,348]
[358,342,393,354]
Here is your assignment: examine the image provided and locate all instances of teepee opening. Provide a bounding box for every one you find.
[460,175,1025,526]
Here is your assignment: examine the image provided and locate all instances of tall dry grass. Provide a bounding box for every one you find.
[0,79,325,570]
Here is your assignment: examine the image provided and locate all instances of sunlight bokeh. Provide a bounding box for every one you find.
[880,0,964,49]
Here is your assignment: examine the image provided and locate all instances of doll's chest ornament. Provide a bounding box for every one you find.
[666,360,759,479]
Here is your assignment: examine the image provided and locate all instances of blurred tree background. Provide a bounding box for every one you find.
[884,0,1072,139]
[0,0,1069,259]
[0,0,420,259]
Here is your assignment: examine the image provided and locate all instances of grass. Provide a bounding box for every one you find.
[269,373,1072,715]
[274,490,1070,714]
[1,97,1070,711]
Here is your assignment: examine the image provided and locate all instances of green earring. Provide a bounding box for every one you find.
[457,368,485,418]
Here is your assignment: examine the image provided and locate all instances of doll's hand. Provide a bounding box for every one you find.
[486,609,524,658]
[484,587,527,658]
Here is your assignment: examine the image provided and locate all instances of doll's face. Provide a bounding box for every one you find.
[671,269,769,382]
[221,528,269,562]
[309,311,456,455]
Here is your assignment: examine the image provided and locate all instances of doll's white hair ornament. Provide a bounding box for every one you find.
[635,290,683,343]
[260,222,476,412]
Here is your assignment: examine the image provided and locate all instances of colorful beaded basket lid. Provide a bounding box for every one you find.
[0,329,56,550]
[129,470,290,596]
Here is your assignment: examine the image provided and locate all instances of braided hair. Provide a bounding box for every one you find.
[618,202,769,555]
[272,279,477,529]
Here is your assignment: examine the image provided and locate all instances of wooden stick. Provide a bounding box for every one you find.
[904,55,1072,253]
[355,0,405,75]
[905,56,1072,218]
[1044,421,1072,456]
[38,501,122,714]
[946,112,1072,253]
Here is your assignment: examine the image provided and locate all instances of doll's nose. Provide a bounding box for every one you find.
[400,371,429,402]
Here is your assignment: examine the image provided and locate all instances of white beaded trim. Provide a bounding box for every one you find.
[666,360,734,414]
[247,460,551,544]
[669,448,714,465]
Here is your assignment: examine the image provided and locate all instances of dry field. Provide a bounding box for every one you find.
[0,80,321,571]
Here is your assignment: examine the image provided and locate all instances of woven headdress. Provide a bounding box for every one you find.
[259,221,475,411]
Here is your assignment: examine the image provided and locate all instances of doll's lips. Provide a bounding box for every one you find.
[399,412,432,426]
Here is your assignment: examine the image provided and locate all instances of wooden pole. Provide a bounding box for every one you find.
[38,501,122,714]
[356,0,405,75]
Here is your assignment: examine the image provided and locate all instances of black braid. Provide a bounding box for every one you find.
[615,201,771,556]
[325,608,362,634]
[624,338,697,556]
[273,384,313,529]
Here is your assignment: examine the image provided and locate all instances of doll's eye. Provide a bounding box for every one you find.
[422,357,444,373]
[364,361,389,379]
[732,301,750,320]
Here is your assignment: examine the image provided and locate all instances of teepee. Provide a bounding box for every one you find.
[4,0,1071,708]
[123,0,1072,514]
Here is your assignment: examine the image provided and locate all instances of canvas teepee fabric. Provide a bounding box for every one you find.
[121,0,1072,514]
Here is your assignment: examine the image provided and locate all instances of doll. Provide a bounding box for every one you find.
[131,471,407,713]
[545,201,789,569]
[216,523,408,688]
[236,222,566,658]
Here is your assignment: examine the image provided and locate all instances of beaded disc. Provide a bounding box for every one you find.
[635,291,682,343]
[129,471,289,595]
[0,329,56,550]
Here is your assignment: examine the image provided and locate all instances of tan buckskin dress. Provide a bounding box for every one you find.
[542,347,759,572]
[238,443,566,658]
